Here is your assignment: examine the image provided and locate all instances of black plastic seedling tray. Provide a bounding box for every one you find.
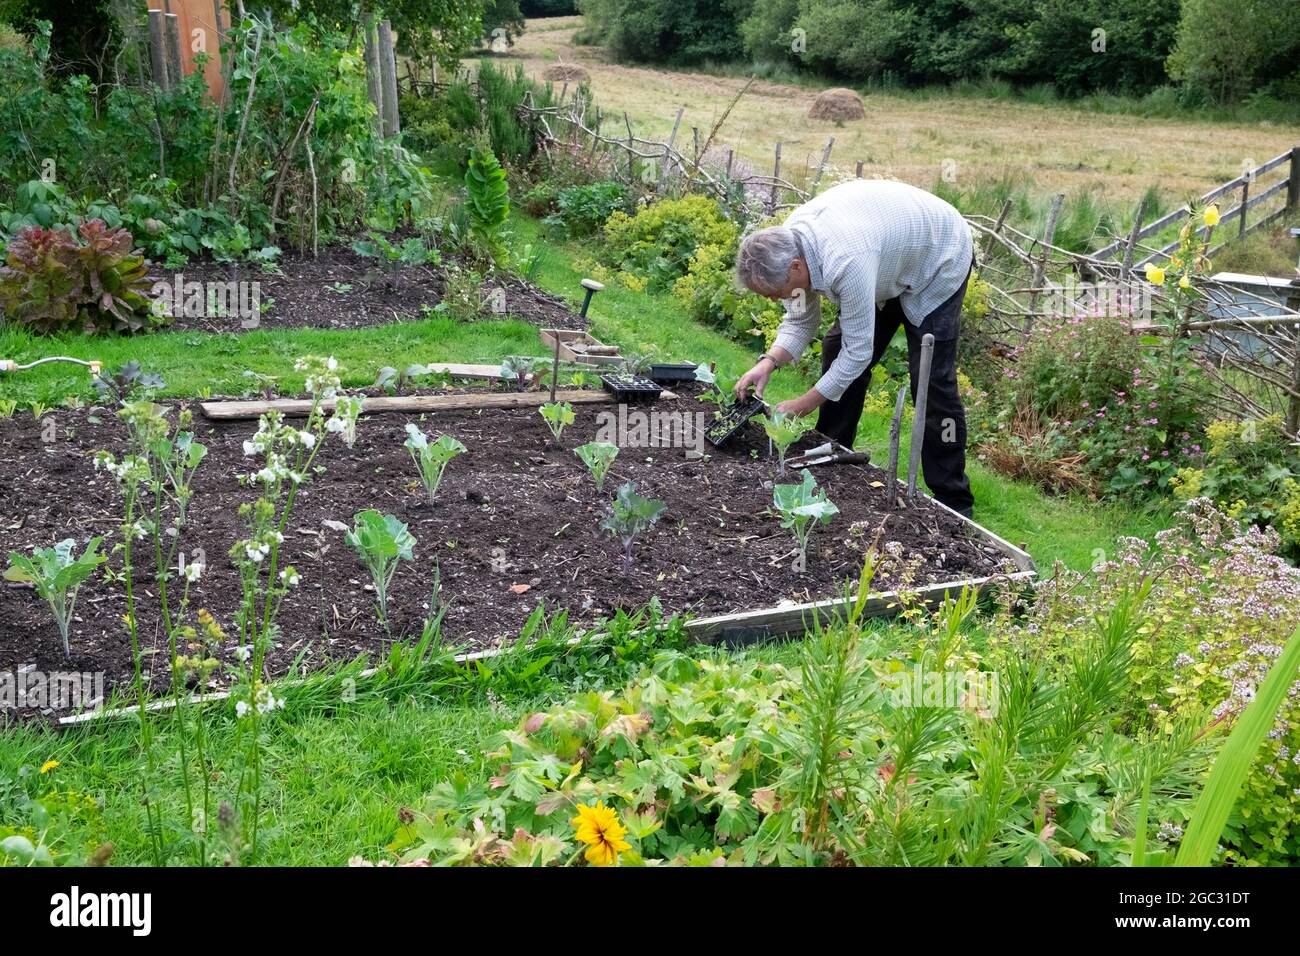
[600,373,663,403]
[704,396,768,447]
[648,362,699,384]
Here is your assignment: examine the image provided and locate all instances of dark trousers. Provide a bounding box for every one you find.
[816,278,975,514]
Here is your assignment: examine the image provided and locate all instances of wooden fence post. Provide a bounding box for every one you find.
[1289,146,1300,209]
[164,13,183,87]
[660,106,683,188]
[1023,193,1064,341]
[1119,197,1148,285]
[768,141,782,214]
[377,19,400,137]
[147,9,169,90]
[1239,178,1250,238]
[982,199,1012,265]
[623,112,635,185]
[811,137,834,195]
[363,22,384,137]
[854,160,864,178]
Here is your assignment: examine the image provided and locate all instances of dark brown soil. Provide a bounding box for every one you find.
[158,245,589,333]
[0,392,1006,715]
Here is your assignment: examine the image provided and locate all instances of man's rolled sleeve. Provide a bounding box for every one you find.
[813,269,876,401]
[771,294,822,361]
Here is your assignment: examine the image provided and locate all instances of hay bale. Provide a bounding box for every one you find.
[542,64,590,84]
[808,88,865,122]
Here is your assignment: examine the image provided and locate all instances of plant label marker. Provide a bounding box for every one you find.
[907,334,935,504]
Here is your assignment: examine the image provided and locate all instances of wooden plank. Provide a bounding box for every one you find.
[425,362,528,382]
[200,388,615,420]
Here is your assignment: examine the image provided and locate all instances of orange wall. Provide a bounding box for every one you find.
[146,0,231,101]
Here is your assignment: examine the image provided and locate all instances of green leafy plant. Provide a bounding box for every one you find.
[464,142,510,252]
[404,424,466,503]
[575,441,619,491]
[772,470,839,571]
[545,181,627,237]
[759,410,815,474]
[4,537,106,658]
[92,361,165,405]
[374,363,431,395]
[600,480,666,572]
[345,510,417,623]
[499,355,537,391]
[539,401,575,442]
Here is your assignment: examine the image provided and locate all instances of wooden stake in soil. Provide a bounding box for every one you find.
[363,21,384,138]
[886,384,907,510]
[1023,194,1064,342]
[907,334,935,504]
[164,13,183,88]
[550,333,561,403]
[769,141,782,214]
[812,137,835,194]
[660,107,684,189]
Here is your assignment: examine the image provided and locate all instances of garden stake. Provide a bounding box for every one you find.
[907,333,936,504]
[549,332,561,402]
[886,384,906,509]
[579,278,604,318]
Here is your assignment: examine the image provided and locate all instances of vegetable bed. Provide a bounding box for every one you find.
[0,390,1011,714]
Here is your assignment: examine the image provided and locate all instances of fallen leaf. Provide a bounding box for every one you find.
[509,583,531,594]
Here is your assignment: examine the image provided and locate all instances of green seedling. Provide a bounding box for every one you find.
[759,410,815,475]
[404,424,466,503]
[773,470,839,573]
[574,441,619,490]
[5,537,107,657]
[600,480,666,572]
[344,510,416,623]
[539,401,575,442]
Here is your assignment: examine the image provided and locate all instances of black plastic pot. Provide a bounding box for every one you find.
[704,396,767,446]
[648,362,699,384]
[600,373,663,403]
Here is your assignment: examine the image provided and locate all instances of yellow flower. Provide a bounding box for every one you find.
[1202,205,1220,227]
[571,801,631,867]
[39,760,59,774]
[1179,275,1191,289]
[1144,263,1165,286]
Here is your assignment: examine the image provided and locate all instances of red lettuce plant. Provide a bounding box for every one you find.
[0,220,158,333]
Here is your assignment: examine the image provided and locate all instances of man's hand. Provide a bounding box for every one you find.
[775,388,826,418]
[734,361,774,401]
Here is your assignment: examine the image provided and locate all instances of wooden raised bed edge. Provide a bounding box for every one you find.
[56,489,1036,728]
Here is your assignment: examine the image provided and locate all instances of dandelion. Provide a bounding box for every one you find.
[571,801,631,867]
[1144,263,1165,286]
[39,760,59,774]
[1203,205,1220,227]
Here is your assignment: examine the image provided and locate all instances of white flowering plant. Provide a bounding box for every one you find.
[404,423,466,503]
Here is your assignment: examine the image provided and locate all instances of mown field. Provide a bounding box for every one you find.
[502,16,1298,217]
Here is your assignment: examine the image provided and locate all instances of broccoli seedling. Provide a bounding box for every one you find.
[574,441,619,490]
[499,355,537,392]
[539,401,575,442]
[759,410,815,474]
[404,424,466,503]
[600,481,666,572]
[5,537,107,657]
[772,470,839,573]
[344,510,416,623]
[694,363,737,411]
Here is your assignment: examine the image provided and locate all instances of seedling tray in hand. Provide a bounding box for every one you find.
[705,396,768,447]
[600,373,663,403]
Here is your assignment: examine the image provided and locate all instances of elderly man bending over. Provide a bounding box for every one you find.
[733,178,976,517]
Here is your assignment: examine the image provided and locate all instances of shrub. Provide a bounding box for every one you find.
[602,194,738,291]
[0,221,157,334]
[464,142,510,252]
[546,181,627,237]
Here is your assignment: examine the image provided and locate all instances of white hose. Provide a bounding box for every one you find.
[0,356,102,375]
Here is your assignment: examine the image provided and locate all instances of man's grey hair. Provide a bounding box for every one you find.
[735,226,799,294]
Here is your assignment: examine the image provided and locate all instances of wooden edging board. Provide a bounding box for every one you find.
[56,445,1035,727]
[198,388,615,420]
